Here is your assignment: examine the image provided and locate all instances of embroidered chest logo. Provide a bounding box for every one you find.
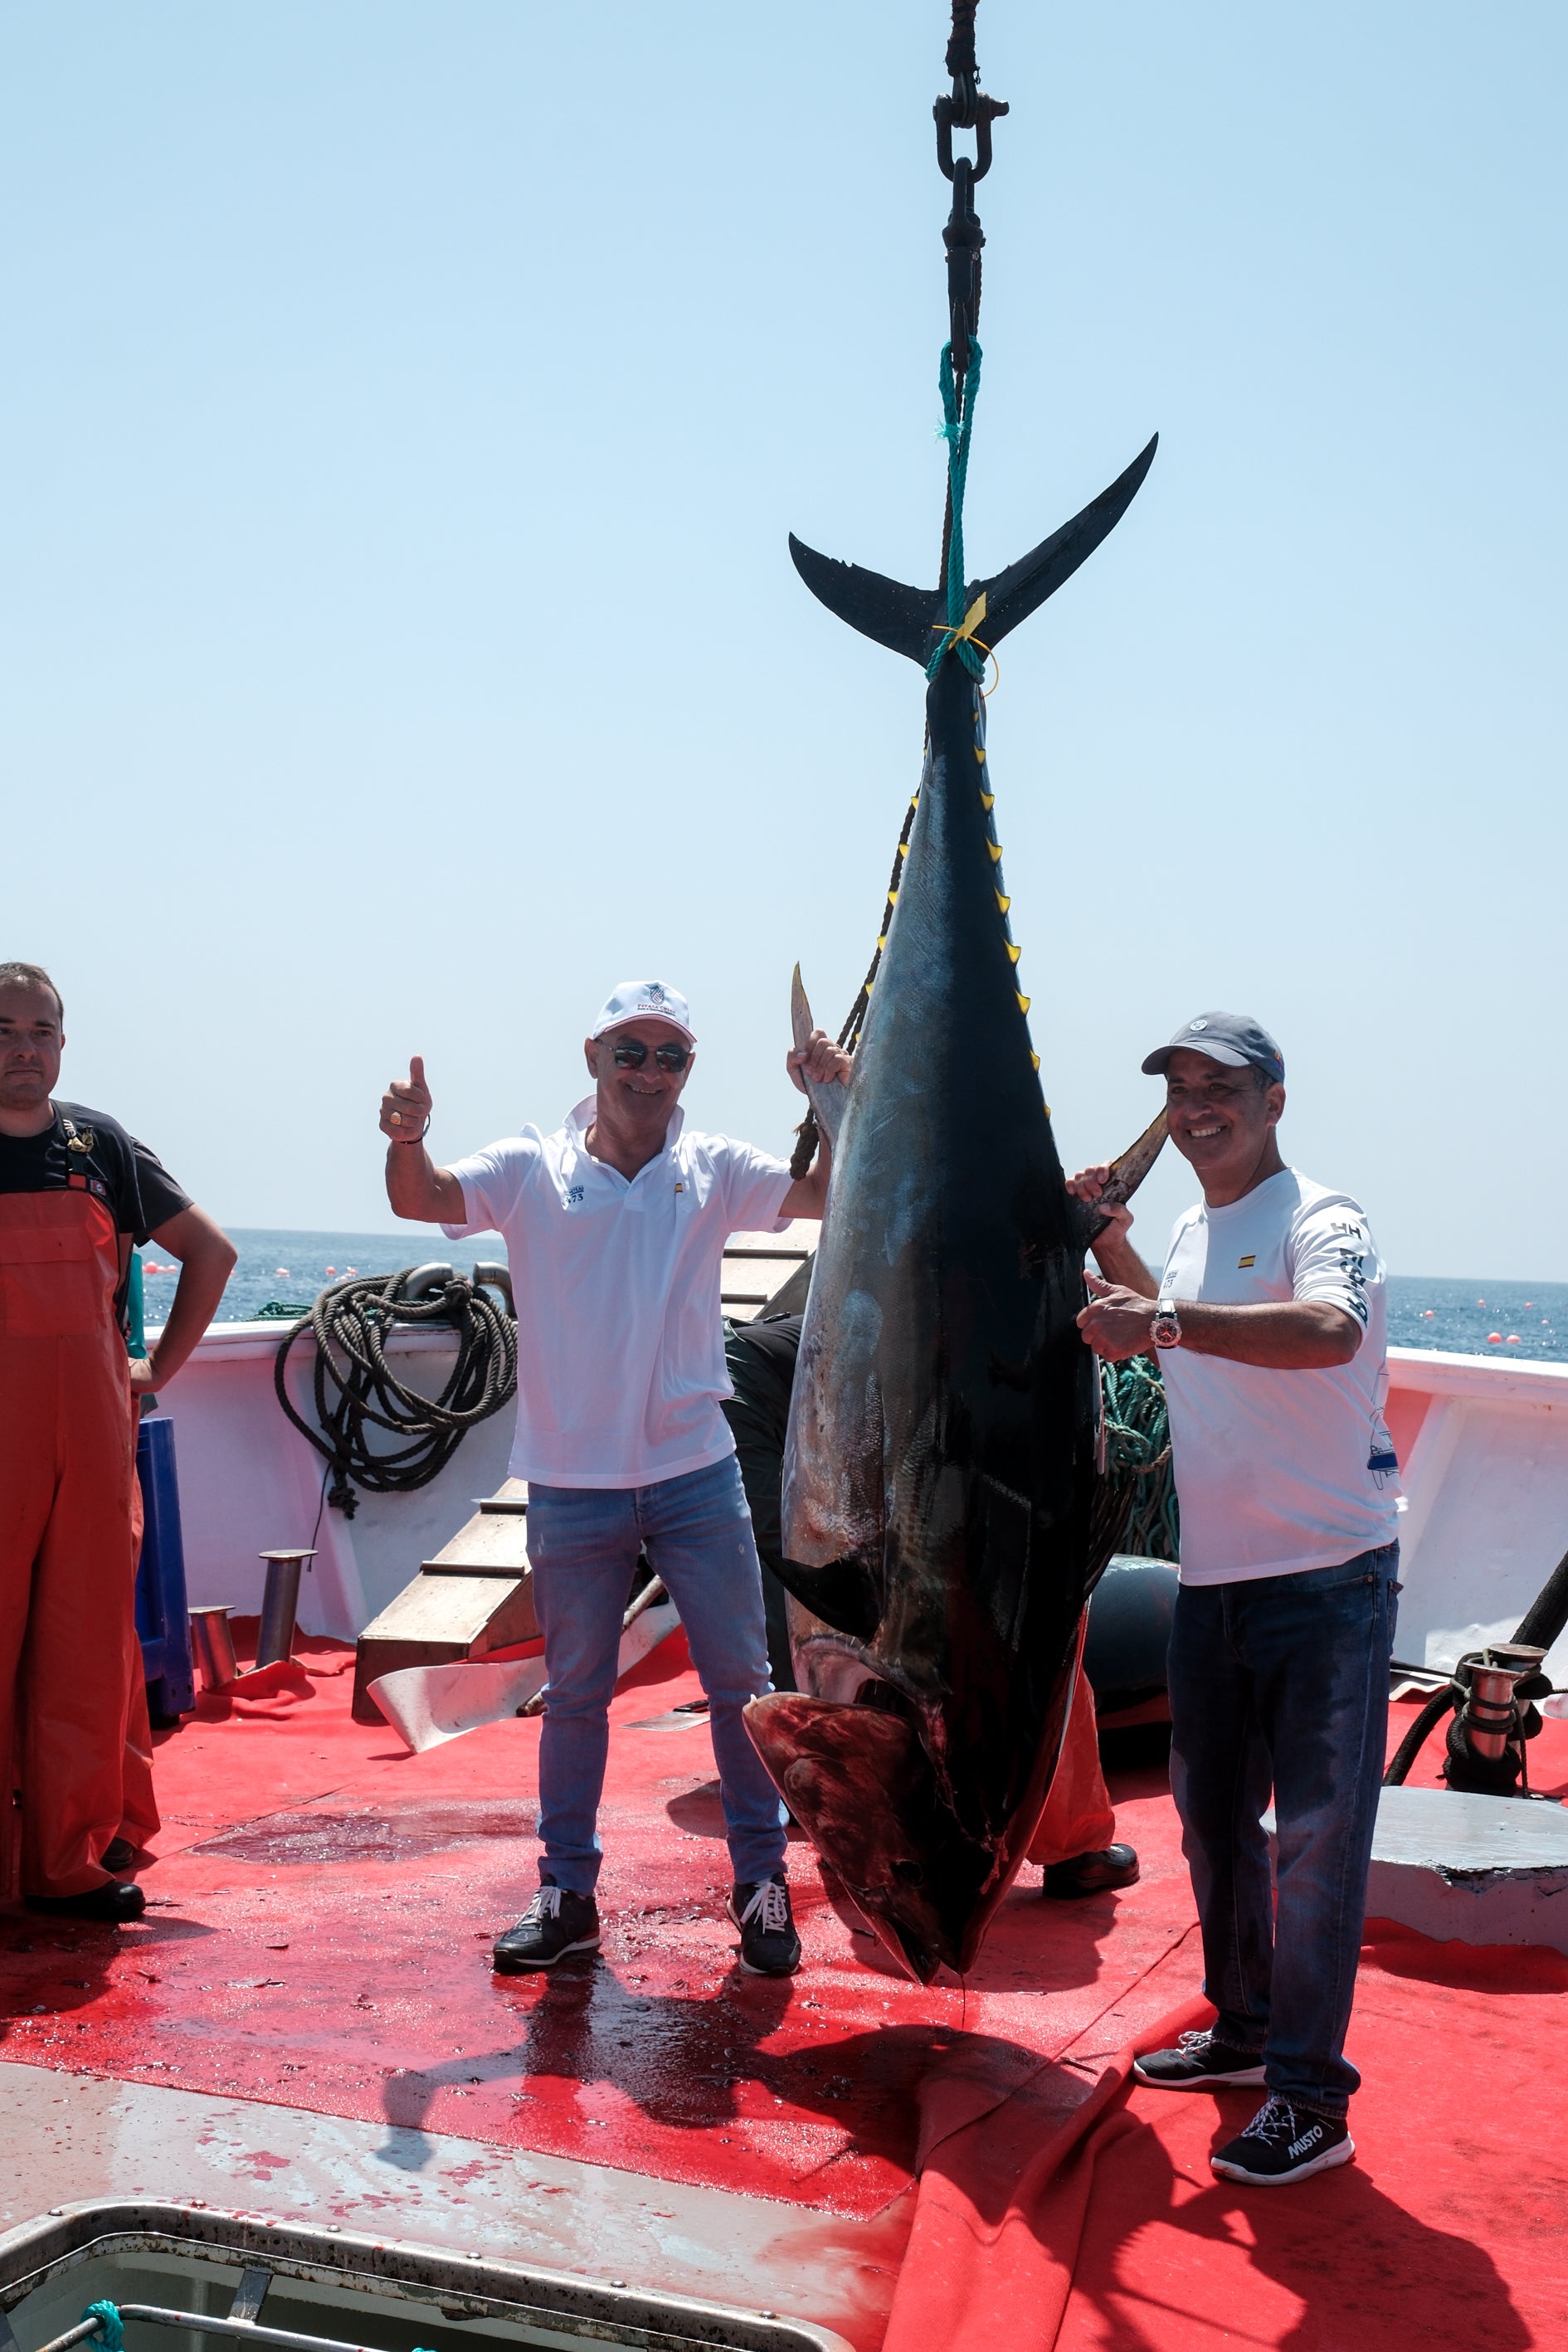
[566,1184,586,1206]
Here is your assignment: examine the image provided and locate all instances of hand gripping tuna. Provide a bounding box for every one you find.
[743,436,1161,1983]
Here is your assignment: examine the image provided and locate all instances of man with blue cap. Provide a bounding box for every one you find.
[1073,1013,1400,2188]
[380,983,847,1979]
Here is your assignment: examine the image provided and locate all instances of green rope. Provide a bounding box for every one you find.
[82,2305,124,2351]
[926,340,986,681]
[1100,1354,1180,1562]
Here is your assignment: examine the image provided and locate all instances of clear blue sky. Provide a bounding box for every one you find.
[2,4,1563,1275]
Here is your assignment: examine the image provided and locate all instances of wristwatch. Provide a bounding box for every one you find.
[1151,1296,1182,1350]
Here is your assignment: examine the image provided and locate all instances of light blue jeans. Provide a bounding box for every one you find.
[524,1454,788,1895]
[1167,1543,1400,2118]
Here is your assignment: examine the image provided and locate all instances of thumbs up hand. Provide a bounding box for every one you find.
[381,1055,432,1145]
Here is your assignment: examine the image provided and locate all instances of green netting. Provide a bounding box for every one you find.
[1101,1352,1179,1562]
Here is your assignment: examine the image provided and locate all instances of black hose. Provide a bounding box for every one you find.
[1381,1682,1458,1785]
[272,1264,517,1517]
[1512,1545,1568,1653]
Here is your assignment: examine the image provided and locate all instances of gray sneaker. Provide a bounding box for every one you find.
[1132,2028,1268,2090]
[492,1881,601,1973]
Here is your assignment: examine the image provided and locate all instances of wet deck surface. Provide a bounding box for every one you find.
[9,1646,1568,2349]
[0,1634,1200,2223]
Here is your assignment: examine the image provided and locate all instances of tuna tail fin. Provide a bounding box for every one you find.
[788,434,1157,665]
[1075,1107,1169,1252]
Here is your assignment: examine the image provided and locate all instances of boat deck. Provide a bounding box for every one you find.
[3,1634,1567,2350]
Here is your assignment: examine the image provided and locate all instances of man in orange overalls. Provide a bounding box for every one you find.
[0,962,235,1922]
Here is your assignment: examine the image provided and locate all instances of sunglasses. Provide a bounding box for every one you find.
[610,1038,691,1072]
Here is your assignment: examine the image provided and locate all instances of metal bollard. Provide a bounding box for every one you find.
[1466,1663,1522,1761]
[188,1605,239,1692]
[255,1550,316,1669]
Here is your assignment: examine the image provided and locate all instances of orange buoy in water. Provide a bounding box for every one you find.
[1487,1332,1502,1344]
[1422,1309,1434,1318]
[1506,1334,1522,1344]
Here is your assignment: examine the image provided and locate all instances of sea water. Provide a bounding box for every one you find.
[137,1226,505,1327]
[1385,1276,1568,1364]
[139,1232,1568,1364]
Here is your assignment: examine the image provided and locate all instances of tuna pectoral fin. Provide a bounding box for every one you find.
[745,1692,949,1984]
[791,966,847,1151]
[1076,1108,1168,1250]
[768,1556,882,1643]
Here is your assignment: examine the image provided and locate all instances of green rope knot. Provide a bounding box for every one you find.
[926,340,986,682]
[83,2304,124,2351]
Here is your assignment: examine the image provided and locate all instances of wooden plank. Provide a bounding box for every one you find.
[351,1570,540,1723]
[352,1473,542,1720]
[423,1511,532,1574]
[358,1571,520,1645]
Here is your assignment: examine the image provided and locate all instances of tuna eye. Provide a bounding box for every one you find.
[893,1860,925,1886]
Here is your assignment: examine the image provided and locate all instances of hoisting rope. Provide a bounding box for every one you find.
[1099,1354,1180,1562]
[790,4,1006,1178]
[926,340,986,683]
[272,1265,518,1517]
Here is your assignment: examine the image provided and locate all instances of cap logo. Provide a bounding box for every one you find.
[1189,1017,1209,1031]
[639,983,668,1008]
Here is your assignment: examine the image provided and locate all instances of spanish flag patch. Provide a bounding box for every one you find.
[1238,1254,1256,1268]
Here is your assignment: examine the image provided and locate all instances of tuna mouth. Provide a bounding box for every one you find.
[743,1691,953,1982]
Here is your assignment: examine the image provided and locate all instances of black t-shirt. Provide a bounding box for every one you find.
[0,1100,192,1243]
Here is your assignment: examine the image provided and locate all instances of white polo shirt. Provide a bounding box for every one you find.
[1157,1167,1401,1585]
[441,1097,794,1489]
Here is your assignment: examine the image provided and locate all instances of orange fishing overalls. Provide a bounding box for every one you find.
[1026,1617,1118,1867]
[0,1186,159,1897]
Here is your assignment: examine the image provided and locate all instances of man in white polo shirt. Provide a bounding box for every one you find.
[1074,1013,1400,2188]
[380,982,847,1978]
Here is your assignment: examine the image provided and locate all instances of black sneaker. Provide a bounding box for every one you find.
[492,1881,600,1973]
[728,1873,801,1976]
[1043,1843,1141,1899]
[1211,2096,1354,2185]
[1132,2028,1268,2090]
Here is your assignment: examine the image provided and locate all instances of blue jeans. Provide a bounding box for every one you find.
[524,1454,787,1895]
[1167,1543,1400,2118]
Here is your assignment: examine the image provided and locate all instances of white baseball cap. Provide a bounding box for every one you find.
[589,980,697,1045]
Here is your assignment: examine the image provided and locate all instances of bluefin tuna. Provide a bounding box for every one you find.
[743,440,1162,1983]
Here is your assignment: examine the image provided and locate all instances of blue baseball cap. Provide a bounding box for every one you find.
[1142,1011,1284,1086]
